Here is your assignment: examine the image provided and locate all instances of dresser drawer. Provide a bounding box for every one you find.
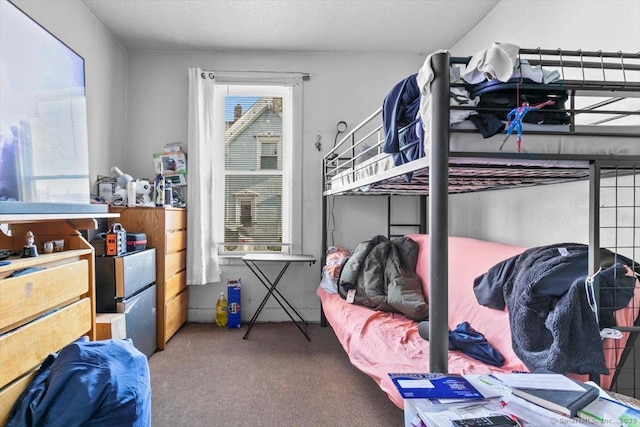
[165,230,187,254]
[165,288,188,342]
[165,209,186,231]
[0,298,91,389]
[165,269,187,301]
[0,370,36,426]
[0,260,89,331]
[165,250,186,278]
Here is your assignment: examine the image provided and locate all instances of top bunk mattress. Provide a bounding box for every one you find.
[449,122,640,157]
[326,122,640,194]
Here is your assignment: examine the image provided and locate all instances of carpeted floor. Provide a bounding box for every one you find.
[148,322,404,427]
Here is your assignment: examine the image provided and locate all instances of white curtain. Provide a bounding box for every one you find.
[186,68,221,285]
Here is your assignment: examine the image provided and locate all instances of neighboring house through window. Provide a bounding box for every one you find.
[212,79,301,254]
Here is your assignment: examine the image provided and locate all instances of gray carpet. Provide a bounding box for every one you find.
[148,322,404,427]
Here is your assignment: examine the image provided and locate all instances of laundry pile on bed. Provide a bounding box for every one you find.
[382,42,571,173]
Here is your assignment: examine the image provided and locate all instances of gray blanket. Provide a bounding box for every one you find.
[502,244,608,375]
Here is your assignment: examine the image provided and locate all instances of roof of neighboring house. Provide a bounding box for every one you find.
[225,97,283,144]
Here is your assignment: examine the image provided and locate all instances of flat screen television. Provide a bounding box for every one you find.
[0,0,103,214]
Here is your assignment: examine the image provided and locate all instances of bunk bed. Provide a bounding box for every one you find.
[319,46,640,406]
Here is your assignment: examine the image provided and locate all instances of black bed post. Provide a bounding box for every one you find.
[429,51,451,374]
[321,159,328,327]
[419,195,427,234]
[588,160,601,384]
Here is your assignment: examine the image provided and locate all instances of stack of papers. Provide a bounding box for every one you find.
[398,372,640,427]
[391,374,510,427]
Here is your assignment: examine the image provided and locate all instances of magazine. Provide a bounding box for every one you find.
[388,373,486,399]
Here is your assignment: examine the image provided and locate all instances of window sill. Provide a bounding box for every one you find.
[219,254,245,266]
[219,251,293,266]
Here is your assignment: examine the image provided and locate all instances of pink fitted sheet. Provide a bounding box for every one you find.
[318,234,639,408]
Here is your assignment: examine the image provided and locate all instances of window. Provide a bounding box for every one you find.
[213,81,300,254]
[239,200,253,227]
[259,138,279,170]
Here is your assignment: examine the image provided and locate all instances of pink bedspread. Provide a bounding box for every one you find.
[317,234,638,408]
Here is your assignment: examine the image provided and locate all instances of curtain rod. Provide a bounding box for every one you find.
[201,70,310,80]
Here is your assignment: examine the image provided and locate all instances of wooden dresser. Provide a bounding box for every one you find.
[0,214,111,425]
[109,207,188,350]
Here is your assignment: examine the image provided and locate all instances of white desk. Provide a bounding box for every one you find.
[242,253,316,340]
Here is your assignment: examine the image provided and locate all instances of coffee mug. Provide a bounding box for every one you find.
[43,241,54,254]
[53,239,64,252]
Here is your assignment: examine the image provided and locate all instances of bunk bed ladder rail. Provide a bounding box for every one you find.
[386,195,427,239]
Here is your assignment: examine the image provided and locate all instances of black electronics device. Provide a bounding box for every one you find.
[452,415,517,427]
[0,249,11,260]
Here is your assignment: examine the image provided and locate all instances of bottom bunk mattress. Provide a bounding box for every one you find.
[318,235,640,409]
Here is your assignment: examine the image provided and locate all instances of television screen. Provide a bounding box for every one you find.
[0,0,90,206]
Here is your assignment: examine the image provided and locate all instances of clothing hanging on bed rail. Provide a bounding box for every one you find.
[473,243,637,375]
[381,74,423,181]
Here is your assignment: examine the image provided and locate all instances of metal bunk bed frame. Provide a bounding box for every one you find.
[321,48,640,391]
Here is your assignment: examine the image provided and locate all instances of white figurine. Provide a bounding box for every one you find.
[135,180,154,206]
[22,231,38,257]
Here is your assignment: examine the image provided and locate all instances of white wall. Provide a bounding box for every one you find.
[448,0,640,247]
[125,50,425,321]
[12,0,128,188]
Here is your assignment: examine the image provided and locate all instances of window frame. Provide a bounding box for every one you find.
[212,77,302,256]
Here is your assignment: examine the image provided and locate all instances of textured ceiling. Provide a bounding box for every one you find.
[81,0,500,54]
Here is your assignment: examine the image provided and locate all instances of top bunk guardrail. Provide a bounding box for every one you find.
[322,47,640,196]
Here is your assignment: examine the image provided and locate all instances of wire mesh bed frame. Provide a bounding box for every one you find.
[321,48,640,395]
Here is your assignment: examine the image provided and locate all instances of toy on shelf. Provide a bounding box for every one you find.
[135,180,154,206]
[111,166,133,190]
[22,231,38,258]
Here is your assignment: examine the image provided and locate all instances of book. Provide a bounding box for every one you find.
[510,376,599,418]
[388,373,485,400]
[578,396,640,426]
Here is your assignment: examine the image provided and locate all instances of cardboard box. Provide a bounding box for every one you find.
[227,279,241,329]
[153,149,187,187]
[95,313,127,340]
